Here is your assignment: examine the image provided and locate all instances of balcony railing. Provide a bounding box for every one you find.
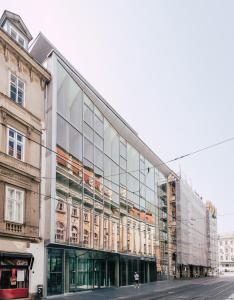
[6,222,23,233]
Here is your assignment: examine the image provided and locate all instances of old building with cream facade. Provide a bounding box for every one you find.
[0,10,50,299]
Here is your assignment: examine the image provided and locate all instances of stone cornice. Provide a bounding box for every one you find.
[0,95,42,134]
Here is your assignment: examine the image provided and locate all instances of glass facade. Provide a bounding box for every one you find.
[47,248,156,295]
[47,60,169,294]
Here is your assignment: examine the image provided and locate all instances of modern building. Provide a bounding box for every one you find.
[0,9,219,298]
[30,33,178,296]
[218,233,234,272]
[0,10,50,299]
[176,179,211,278]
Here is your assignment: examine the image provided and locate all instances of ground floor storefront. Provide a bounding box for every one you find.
[0,252,33,299]
[47,246,157,296]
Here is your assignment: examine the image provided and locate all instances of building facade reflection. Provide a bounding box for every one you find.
[30,36,176,296]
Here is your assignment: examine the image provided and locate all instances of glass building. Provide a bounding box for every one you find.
[30,34,175,296]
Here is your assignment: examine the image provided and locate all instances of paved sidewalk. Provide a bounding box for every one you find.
[47,277,218,300]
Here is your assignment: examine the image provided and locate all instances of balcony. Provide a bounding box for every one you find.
[0,221,39,240]
[6,222,23,233]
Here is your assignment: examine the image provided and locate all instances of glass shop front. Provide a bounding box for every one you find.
[47,247,156,296]
[0,252,33,299]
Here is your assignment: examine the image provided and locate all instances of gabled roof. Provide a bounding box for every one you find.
[0,10,33,41]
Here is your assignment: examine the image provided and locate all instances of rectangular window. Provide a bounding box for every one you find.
[10,73,25,106]
[10,26,26,48]
[5,186,24,224]
[7,128,24,161]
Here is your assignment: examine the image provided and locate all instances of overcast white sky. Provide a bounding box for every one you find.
[2,0,234,233]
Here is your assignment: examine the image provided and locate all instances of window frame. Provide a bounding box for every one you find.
[7,127,25,161]
[5,185,24,224]
[9,72,25,106]
[56,221,65,241]
[9,25,26,49]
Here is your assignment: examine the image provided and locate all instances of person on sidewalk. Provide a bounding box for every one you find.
[134,272,140,288]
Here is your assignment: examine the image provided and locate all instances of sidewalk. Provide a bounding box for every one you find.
[47,277,217,300]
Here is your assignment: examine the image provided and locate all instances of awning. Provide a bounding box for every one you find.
[0,252,34,269]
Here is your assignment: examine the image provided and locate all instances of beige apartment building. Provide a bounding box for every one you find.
[0,10,50,299]
[218,233,234,272]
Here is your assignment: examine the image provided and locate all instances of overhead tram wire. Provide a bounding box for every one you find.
[7,186,219,243]
[0,121,230,235]
[1,119,233,180]
[0,121,228,241]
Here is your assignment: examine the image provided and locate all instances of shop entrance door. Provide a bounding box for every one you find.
[1,270,11,289]
[93,259,105,288]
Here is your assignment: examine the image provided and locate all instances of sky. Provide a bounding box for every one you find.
[2,0,234,233]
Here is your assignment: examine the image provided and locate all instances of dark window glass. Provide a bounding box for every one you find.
[47,248,64,295]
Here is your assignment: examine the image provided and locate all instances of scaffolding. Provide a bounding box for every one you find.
[176,179,208,271]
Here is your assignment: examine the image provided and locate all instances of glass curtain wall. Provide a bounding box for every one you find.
[50,59,167,294]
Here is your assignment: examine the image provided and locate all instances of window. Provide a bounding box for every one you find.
[84,213,89,222]
[10,73,25,105]
[71,207,78,217]
[56,222,65,241]
[83,229,89,245]
[7,128,24,160]
[5,186,24,224]
[9,26,26,48]
[56,201,64,212]
[71,226,78,244]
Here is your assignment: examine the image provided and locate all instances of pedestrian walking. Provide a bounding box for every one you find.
[134,272,140,288]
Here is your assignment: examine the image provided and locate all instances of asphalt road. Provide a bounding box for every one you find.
[48,276,234,300]
[130,276,234,300]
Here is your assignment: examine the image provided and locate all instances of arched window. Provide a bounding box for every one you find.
[56,222,65,241]
[71,226,78,244]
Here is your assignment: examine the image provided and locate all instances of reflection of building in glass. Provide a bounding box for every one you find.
[30,34,177,296]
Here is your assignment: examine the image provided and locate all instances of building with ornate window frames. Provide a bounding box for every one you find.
[30,32,178,296]
[0,10,50,300]
[218,233,234,272]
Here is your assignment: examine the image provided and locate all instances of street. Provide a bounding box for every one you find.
[48,276,234,300]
